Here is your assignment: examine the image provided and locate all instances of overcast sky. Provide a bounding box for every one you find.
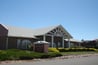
[0,0,98,40]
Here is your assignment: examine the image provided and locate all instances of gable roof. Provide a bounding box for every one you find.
[2,24,35,38]
[1,24,72,39]
[32,25,59,35]
[33,25,73,38]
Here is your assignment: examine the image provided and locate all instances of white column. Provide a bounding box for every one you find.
[43,35,46,41]
[62,37,64,48]
[51,35,54,48]
[6,37,8,49]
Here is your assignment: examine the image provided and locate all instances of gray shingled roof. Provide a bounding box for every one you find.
[33,25,59,35]
[2,24,35,38]
[2,24,72,38]
[33,25,73,38]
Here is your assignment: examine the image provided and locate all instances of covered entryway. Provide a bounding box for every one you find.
[34,25,73,48]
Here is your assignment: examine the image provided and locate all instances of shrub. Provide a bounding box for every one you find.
[40,54,50,58]
[19,56,33,60]
[0,50,9,61]
[0,49,62,61]
[95,47,98,49]
[88,48,96,51]
[48,48,59,52]
[58,48,65,52]
[58,48,97,52]
[48,52,62,57]
[0,49,34,60]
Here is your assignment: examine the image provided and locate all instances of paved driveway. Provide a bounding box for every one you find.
[1,55,98,65]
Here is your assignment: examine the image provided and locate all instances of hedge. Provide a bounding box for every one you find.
[48,48,59,52]
[0,49,62,61]
[58,48,97,52]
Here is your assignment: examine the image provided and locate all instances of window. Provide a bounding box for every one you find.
[53,43,56,47]
[17,39,21,49]
[17,39,31,49]
[58,42,61,47]
[21,40,31,49]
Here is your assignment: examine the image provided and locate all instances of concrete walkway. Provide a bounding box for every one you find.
[0,54,98,65]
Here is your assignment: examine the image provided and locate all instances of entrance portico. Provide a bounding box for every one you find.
[43,35,64,48]
[35,25,72,48]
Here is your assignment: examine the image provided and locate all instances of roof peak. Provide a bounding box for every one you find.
[33,24,62,29]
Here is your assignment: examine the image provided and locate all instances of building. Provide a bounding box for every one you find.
[81,39,98,48]
[65,38,81,48]
[0,24,72,50]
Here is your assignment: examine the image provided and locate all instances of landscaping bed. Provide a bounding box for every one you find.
[48,48,98,55]
[0,49,62,61]
[0,48,98,61]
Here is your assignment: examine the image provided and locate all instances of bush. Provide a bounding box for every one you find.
[40,54,50,58]
[48,48,59,52]
[0,49,34,60]
[58,48,97,52]
[48,52,62,57]
[19,56,33,60]
[88,48,96,51]
[0,50,9,61]
[95,47,98,49]
[58,48,65,52]
[0,49,62,61]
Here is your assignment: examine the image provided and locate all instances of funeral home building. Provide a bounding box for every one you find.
[0,24,73,50]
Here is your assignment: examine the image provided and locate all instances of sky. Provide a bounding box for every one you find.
[0,0,98,40]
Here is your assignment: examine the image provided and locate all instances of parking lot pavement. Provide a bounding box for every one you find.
[0,55,98,65]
